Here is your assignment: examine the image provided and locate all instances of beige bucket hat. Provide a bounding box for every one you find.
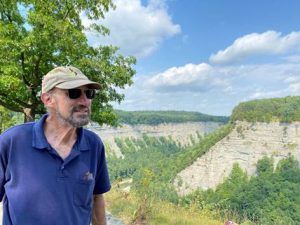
[41,66,101,93]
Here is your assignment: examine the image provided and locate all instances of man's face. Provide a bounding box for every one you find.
[51,86,95,127]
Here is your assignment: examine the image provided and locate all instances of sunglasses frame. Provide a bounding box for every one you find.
[67,88,96,100]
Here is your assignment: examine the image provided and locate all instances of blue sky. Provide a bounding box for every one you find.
[83,0,300,116]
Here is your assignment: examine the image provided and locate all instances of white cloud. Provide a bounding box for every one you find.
[247,81,300,101]
[146,63,230,92]
[210,31,300,64]
[115,61,300,115]
[82,0,180,58]
[284,76,300,83]
[247,90,287,100]
[289,83,300,93]
[110,28,300,115]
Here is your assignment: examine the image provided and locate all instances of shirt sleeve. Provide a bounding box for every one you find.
[93,139,111,195]
[0,134,8,201]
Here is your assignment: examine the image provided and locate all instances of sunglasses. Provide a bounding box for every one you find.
[67,89,96,99]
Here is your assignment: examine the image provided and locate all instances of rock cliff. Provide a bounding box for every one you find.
[90,122,223,158]
[175,121,300,196]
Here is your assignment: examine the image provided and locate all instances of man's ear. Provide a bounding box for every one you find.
[41,92,55,108]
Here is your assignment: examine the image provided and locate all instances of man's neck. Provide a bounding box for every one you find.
[44,114,78,159]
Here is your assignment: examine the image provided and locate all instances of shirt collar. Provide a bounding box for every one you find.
[76,127,90,151]
[32,114,90,151]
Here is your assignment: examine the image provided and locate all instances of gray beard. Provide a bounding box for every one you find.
[56,105,90,128]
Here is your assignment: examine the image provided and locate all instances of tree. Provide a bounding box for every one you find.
[256,156,274,176]
[0,0,136,124]
[0,106,16,133]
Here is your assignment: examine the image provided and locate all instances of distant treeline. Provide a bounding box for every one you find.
[231,96,300,123]
[115,110,229,125]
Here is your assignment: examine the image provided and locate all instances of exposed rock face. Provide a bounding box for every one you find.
[90,122,223,158]
[175,121,300,196]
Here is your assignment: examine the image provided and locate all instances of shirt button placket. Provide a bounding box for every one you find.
[59,164,66,178]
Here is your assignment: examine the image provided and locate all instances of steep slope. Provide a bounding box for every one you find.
[90,122,223,158]
[175,96,300,196]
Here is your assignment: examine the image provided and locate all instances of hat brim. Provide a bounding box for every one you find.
[56,80,101,90]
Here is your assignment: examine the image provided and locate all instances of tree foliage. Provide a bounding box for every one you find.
[115,110,229,125]
[0,106,16,133]
[183,156,300,225]
[0,0,136,124]
[231,96,300,123]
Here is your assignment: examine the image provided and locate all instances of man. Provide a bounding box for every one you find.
[0,66,111,225]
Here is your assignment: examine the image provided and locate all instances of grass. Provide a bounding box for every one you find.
[105,184,224,225]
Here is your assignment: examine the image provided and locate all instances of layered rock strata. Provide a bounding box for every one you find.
[90,122,223,158]
[175,121,300,196]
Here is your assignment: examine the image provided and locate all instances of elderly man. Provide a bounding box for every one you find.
[0,66,111,225]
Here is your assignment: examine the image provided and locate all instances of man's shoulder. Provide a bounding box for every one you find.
[1,122,35,138]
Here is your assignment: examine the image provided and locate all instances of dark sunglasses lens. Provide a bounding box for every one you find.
[85,89,96,99]
[68,89,81,99]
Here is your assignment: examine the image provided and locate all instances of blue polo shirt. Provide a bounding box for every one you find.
[0,114,111,225]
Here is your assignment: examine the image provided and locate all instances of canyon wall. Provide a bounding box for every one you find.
[90,122,223,157]
[175,121,300,196]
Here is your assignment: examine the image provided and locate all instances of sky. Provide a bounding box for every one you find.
[83,0,300,116]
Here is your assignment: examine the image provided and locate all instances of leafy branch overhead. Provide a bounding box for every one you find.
[0,0,136,124]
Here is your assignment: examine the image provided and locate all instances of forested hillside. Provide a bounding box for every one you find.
[115,110,229,125]
[183,156,300,225]
[231,96,300,122]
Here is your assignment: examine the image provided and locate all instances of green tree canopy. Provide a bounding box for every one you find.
[230,96,300,123]
[115,110,229,125]
[0,106,16,133]
[0,0,136,124]
[256,156,274,176]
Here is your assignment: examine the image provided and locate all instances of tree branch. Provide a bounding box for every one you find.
[0,99,23,112]
[36,108,46,114]
[33,53,43,87]
[20,52,32,87]
[0,4,13,23]
[63,0,72,20]
[0,93,32,108]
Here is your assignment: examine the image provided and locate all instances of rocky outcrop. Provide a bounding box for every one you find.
[90,122,223,158]
[175,121,300,196]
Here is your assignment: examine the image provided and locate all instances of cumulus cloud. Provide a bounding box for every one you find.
[115,61,300,115]
[146,63,230,92]
[209,31,300,64]
[82,0,180,58]
[248,90,287,100]
[289,83,300,93]
[284,75,300,84]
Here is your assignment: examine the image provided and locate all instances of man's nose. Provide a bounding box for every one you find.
[77,91,91,105]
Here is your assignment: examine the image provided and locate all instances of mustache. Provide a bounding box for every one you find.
[71,105,90,113]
